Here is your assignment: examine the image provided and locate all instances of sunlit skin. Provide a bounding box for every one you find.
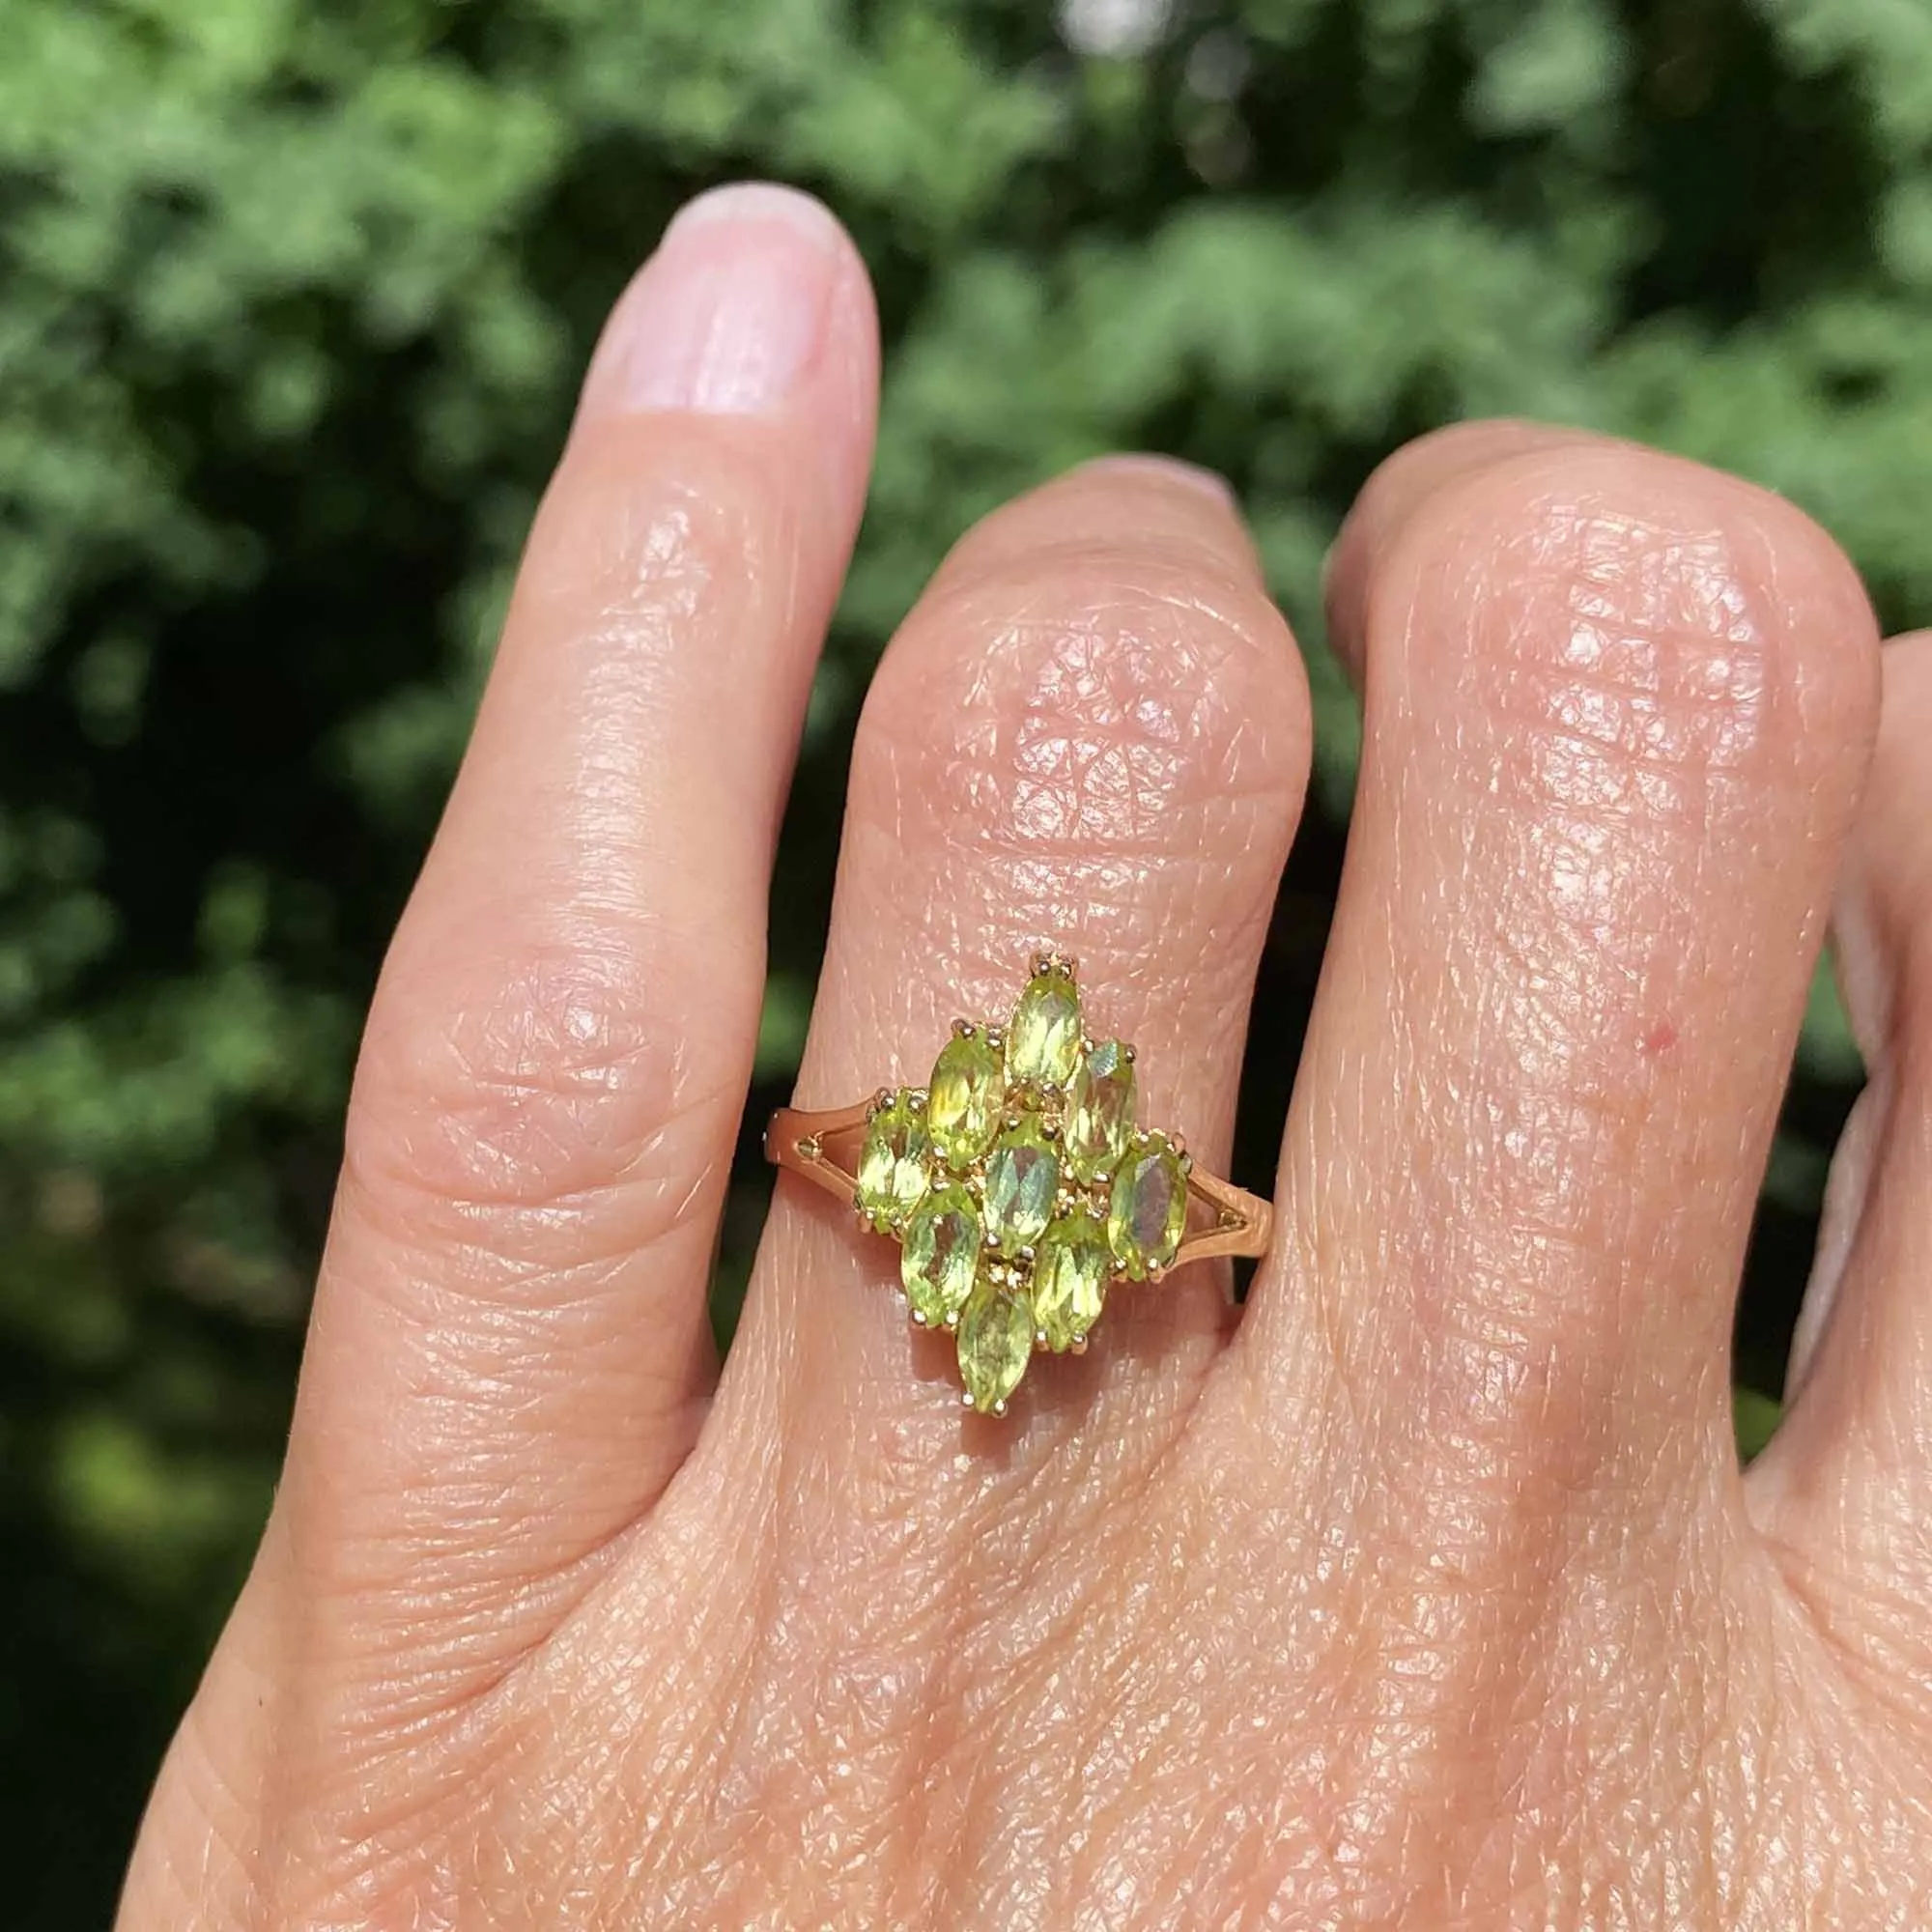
[119,185,1932,1928]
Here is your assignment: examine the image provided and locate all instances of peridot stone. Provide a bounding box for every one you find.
[1007,968,1082,1088]
[855,1091,930,1231]
[1107,1141,1187,1278]
[901,1184,981,1326]
[926,1032,1004,1168]
[957,1276,1035,1413]
[982,1119,1059,1254]
[1031,1210,1111,1350]
[1065,1038,1135,1179]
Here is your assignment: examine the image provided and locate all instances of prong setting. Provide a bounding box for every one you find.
[769,948,1269,1417]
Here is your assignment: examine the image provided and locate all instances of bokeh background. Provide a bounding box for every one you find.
[4,0,1925,1919]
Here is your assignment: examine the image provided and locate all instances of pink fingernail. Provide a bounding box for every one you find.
[587,183,844,417]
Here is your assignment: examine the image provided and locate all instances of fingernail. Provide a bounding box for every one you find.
[1080,454,1238,508]
[587,183,844,418]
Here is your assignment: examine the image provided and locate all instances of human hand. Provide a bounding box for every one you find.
[119,185,1932,1929]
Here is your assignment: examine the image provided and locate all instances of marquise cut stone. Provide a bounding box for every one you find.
[982,1120,1060,1254]
[855,1091,930,1231]
[1032,1209,1110,1350]
[1007,968,1082,1088]
[1107,1141,1187,1278]
[957,1276,1034,1412]
[1065,1039,1135,1179]
[901,1184,981,1326]
[927,1032,1004,1168]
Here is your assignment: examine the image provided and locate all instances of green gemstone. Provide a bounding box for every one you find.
[1107,1141,1187,1279]
[1007,968,1082,1088]
[926,1032,1004,1168]
[957,1275,1035,1413]
[1032,1210,1111,1350]
[901,1184,981,1326]
[982,1119,1060,1254]
[1065,1039,1136,1180]
[855,1091,930,1231]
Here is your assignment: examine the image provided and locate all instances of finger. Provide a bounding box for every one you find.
[724,457,1309,1480]
[1752,632,1932,1613]
[1246,426,1879,1512]
[281,186,879,1639]
[1322,417,1587,682]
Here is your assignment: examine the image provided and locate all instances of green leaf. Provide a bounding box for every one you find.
[1734,1387,1784,1463]
[1798,951,1863,1085]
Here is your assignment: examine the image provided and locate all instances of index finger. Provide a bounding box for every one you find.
[285,185,878,1634]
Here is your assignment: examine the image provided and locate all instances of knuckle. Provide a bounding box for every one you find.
[1382,443,1878,809]
[517,424,788,652]
[344,938,742,1270]
[858,538,1309,866]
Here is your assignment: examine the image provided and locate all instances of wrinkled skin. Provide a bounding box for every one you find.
[121,186,1932,1930]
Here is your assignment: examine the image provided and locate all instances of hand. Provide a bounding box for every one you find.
[119,183,1932,1930]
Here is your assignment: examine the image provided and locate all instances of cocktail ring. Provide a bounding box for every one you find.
[764,952,1273,1415]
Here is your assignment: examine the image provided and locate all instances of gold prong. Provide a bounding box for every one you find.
[992,1398,1009,1417]
[1122,1044,1137,1064]
[1018,1244,1036,1264]
[985,1027,1005,1048]
[960,1389,977,1408]
[1147,1261,1166,1284]
[1069,1334,1089,1355]
[1035,1328,1050,1347]
[945,1311,960,1330]
[875,1086,894,1109]
[910,1308,927,1326]
[952,1016,974,1037]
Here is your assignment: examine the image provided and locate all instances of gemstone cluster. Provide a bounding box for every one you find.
[853,954,1192,1415]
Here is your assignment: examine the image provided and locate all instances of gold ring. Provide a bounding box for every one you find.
[765,952,1272,1415]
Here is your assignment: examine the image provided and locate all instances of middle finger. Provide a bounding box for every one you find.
[729,457,1310,1509]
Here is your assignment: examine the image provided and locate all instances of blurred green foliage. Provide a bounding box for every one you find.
[2,0,1922,1918]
